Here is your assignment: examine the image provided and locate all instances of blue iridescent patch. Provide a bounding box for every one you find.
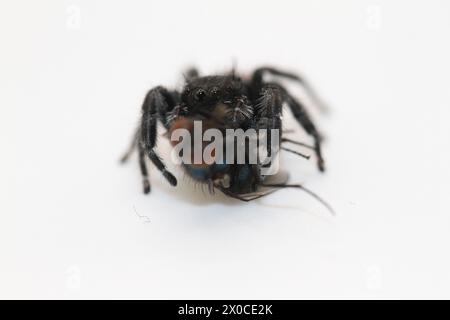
[238,165,251,182]
[185,165,209,180]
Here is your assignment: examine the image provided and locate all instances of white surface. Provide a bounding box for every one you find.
[1,0,450,299]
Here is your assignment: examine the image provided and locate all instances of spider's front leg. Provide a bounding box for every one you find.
[256,81,325,172]
[139,86,178,193]
[253,84,317,170]
[254,84,283,167]
[250,67,327,171]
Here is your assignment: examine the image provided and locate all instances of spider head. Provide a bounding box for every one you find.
[180,75,253,127]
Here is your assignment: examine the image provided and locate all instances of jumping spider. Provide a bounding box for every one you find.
[121,66,330,210]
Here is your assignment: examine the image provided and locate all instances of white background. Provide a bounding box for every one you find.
[1,0,450,299]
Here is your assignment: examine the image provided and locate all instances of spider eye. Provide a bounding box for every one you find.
[194,89,206,101]
[211,87,219,95]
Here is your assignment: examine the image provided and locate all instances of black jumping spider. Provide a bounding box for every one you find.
[121,66,330,209]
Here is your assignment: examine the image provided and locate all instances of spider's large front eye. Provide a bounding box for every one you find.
[210,87,219,96]
[194,89,206,102]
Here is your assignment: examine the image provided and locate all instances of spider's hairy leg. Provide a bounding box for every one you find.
[120,128,140,163]
[138,143,151,194]
[254,84,283,165]
[281,87,326,172]
[251,74,325,172]
[252,66,328,113]
[140,86,178,192]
